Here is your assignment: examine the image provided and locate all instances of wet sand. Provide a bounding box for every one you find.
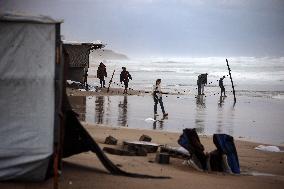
[68,87,284,145]
[67,85,147,96]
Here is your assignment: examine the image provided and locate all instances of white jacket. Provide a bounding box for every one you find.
[153,84,162,99]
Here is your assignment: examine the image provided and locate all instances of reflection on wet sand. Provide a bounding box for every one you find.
[95,96,104,124]
[69,96,128,126]
[195,95,206,133]
[153,115,165,130]
[216,96,235,135]
[118,95,128,126]
[227,99,236,136]
[67,94,284,145]
[216,96,225,133]
[105,96,111,125]
[68,96,86,121]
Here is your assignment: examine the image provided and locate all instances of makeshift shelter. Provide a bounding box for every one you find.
[63,41,104,89]
[0,13,167,183]
[0,13,63,181]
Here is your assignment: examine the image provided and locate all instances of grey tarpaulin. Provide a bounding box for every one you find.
[0,14,60,181]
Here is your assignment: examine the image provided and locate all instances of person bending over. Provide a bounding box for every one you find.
[197,73,208,95]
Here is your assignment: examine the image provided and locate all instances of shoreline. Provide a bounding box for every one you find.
[67,86,148,96]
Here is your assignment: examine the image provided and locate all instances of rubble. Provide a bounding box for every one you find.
[105,135,118,145]
[139,134,152,142]
[155,153,170,164]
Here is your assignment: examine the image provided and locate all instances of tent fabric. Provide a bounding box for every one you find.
[178,128,208,170]
[0,21,57,181]
[0,12,62,23]
[213,134,240,174]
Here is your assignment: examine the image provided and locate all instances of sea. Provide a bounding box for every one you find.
[88,56,284,99]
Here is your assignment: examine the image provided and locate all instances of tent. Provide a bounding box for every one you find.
[0,13,63,181]
[0,13,167,184]
[63,41,104,89]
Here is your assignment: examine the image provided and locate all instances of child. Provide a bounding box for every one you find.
[153,79,168,117]
[219,76,226,97]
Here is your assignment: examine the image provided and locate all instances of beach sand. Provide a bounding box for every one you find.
[1,124,284,189]
[1,87,284,189]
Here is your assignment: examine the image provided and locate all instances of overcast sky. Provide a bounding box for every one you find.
[1,0,284,58]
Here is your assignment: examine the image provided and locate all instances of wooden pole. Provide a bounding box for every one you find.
[53,145,59,189]
[226,59,236,103]
[107,70,115,93]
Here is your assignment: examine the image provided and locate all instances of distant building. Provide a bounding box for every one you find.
[63,41,105,89]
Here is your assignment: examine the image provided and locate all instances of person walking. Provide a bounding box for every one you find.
[153,79,168,117]
[219,76,226,97]
[120,67,132,94]
[97,62,107,88]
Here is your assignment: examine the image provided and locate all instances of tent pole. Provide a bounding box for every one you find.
[53,146,59,189]
[107,70,115,93]
[53,23,62,189]
[226,59,236,103]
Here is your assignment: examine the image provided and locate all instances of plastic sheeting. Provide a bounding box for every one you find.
[0,12,62,23]
[0,21,56,181]
[255,145,281,152]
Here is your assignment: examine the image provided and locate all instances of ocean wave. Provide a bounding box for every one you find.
[152,60,180,64]
[272,94,284,100]
[144,56,284,65]
[166,84,193,87]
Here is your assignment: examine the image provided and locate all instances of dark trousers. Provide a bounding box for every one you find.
[100,79,105,87]
[123,81,129,89]
[220,86,225,96]
[154,97,165,114]
[197,84,201,95]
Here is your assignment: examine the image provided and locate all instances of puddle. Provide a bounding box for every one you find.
[68,94,284,145]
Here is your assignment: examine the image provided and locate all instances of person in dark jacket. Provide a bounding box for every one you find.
[219,76,226,97]
[197,73,208,95]
[120,67,132,94]
[97,62,107,88]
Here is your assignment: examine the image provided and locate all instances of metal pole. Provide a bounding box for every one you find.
[226,59,236,103]
[107,70,115,93]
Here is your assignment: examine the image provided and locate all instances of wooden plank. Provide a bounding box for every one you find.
[107,70,115,93]
[226,59,236,103]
